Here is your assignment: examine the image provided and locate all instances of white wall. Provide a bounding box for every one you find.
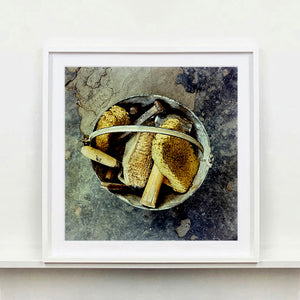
[1,0,300,298]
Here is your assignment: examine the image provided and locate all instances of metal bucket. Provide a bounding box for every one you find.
[85,95,213,210]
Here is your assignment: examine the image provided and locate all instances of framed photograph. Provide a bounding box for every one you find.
[42,45,259,265]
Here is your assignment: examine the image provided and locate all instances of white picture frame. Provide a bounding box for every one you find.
[42,45,259,266]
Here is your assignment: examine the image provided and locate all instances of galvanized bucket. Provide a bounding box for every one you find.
[84,95,213,210]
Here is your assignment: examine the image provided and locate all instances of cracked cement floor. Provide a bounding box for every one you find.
[65,67,237,241]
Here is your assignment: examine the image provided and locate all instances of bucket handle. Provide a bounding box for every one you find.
[85,125,204,153]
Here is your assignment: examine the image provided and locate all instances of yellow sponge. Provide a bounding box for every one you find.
[95,105,130,152]
[151,118,199,193]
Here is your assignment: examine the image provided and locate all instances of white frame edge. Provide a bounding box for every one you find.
[42,47,50,263]
[252,47,260,261]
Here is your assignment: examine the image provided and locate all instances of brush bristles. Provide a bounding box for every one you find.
[122,132,155,188]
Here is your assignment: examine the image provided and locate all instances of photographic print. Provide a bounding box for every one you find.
[64,66,237,241]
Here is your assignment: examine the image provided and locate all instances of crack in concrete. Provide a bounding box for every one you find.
[66,67,196,135]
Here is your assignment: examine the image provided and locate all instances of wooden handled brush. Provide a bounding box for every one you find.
[140,118,200,208]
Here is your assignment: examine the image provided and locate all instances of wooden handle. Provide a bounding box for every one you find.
[81,146,120,168]
[140,164,164,208]
[101,182,129,192]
